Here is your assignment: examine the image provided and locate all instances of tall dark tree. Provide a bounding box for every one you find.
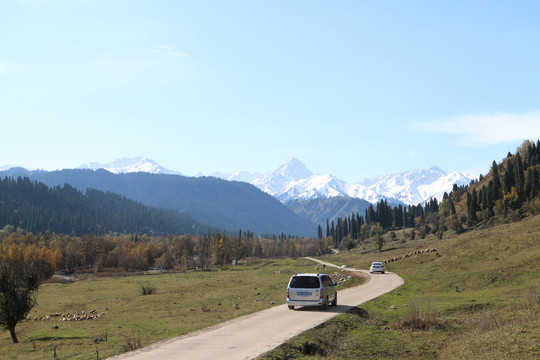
[326,219,330,238]
[491,161,502,201]
[503,157,515,194]
[515,154,525,203]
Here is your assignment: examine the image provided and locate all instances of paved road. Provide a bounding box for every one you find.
[108,260,404,360]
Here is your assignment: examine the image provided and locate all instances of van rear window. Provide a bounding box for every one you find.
[290,276,320,289]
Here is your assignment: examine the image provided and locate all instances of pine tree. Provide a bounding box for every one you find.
[504,157,515,194]
[326,219,330,238]
[515,154,525,203]
[492,161,502,201]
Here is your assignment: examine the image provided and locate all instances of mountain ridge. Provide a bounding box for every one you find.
[79,156,182,175]
[0,167,316,237]
[3,157,476,206]
[212,158,476,206]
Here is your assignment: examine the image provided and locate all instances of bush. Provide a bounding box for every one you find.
[397,299,448,330]
[122,332,143,352]
[141,284,156,295]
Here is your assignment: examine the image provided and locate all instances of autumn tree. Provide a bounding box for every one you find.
[231,231,246,265]
[0,244,55,343]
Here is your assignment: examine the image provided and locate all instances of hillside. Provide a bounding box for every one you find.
[285,196,372,225]
[0,168,316,237]
[0,177,213,236]
[262,214,540,359]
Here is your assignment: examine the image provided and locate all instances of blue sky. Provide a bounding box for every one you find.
[1,0,539,182]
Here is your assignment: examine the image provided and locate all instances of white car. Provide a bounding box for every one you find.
[369,262,385,274]
[286,273,337,310]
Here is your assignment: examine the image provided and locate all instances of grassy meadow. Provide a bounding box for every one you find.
[260,214,540,359]
[1,257,364,360]
[2,215,539,359]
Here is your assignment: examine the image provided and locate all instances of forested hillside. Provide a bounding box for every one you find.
[322,140,540,249]
[0,177,213,236]
[0,169,316,237]
[286,196,372,225]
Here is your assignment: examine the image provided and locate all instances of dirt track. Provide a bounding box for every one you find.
[108,259,404,360]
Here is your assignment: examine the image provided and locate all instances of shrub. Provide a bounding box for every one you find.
[121,332,142,352]
[141,284,156,295]
[397,299,448,330]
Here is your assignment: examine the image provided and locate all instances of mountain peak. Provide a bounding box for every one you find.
[276,157,313,178]
[426,166,446,175]
[79,157,182,175]
[252,157,313,196]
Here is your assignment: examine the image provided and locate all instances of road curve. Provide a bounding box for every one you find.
[108,260,404,360]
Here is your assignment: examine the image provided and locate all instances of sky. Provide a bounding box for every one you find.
[1,0,540,182]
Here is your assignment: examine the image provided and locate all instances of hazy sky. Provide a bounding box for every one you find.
[1,0,540,182]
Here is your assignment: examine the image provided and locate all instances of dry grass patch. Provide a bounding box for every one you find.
[396,298,450,331]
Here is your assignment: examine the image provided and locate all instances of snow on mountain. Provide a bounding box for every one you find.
[248,161,475,205]
[209,171,263,183]
[252,157,313,195]
[74,156,476,206]
[79,157,182,175]
[355,166,473,205]
[272,174,380,203]
[416,171,474,203]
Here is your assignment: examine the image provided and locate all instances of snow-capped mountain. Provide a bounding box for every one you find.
[238,159,475,205]
[79,157,182,175]
[355,166,474,205]
[252,157,313,195]
[74,156,475,205]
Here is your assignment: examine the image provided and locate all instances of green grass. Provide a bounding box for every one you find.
[260,214,540,359]
[4,215,539,359]
[1,257,346,360]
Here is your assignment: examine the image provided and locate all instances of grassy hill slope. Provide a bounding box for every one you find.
[261,214,540,359]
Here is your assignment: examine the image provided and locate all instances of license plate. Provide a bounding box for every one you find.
[298,291,311,296]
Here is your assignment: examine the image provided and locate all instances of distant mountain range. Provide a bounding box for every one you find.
[1,157,476,236]
[210,157,476,206]
[78,156,476,206]
[79,157,182,175]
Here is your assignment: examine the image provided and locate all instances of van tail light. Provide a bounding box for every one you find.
[287,289,289,299]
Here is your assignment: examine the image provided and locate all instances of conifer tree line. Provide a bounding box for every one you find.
[319,140,540,249]
[0,176,213,236]
[322,198,440,247]
[466,139,540,224]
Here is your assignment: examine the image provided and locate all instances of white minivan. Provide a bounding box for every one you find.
[286,273,337,310]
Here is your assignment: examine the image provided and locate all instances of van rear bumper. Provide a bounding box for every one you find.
[287,298,324,307]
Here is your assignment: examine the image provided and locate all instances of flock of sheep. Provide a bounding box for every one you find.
[383,248,439,263]
[27,309,105,322]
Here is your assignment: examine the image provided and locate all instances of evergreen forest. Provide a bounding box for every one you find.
[322,140,540,249]
[0,177,214,236]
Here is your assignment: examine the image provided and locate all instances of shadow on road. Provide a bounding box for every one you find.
[290,304,355,314]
